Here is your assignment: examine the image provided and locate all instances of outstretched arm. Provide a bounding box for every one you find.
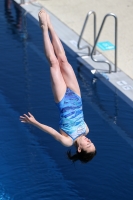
[20,112,72,147]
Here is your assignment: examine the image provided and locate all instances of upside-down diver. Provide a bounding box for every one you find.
[20,9,96,163]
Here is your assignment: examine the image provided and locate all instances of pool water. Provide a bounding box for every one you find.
[0,0,133,199]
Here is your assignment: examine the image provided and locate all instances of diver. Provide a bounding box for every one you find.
[20,9,96,163]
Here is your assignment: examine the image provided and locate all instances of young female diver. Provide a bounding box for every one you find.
[20,9,96,163]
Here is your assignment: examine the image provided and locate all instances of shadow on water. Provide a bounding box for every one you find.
[0,0,133,200]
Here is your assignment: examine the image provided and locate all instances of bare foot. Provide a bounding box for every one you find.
[38,9,47,29]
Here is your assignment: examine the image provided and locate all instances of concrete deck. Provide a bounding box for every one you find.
[38,0,133,79]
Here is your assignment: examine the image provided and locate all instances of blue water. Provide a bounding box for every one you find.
[0,0,133,199]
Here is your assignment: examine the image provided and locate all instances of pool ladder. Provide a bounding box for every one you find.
[77,11,118,73]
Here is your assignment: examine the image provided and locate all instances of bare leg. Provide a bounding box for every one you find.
[47,14,81,97]
[38,10,66,103]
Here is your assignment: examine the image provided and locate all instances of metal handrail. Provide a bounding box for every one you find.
[91,13,118,73]
[77,11,96,55]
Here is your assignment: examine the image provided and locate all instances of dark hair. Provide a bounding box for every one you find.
[67,149,97,163]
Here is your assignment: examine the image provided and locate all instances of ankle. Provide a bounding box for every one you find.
[41,25,48,31]
[48,24,52,31]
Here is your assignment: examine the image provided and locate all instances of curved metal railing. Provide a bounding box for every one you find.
[77,11,96,55]
[91,13,118,73]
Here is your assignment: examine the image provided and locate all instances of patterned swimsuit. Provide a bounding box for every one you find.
[56,88,86,141]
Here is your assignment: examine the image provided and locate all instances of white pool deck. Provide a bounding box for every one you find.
[15,0,133,108]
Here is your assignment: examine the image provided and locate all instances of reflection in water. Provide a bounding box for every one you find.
[77,64,118,124]
[4,0,31,115]
[4,0,28,40]
[5,0,22,32]
[77,63,133,145]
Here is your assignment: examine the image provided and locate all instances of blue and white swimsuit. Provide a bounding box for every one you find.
[56,88,86,141]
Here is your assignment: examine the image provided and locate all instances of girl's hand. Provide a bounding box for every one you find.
[20,112,37,125]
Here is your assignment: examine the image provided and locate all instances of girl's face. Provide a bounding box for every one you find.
[78,136,96,153]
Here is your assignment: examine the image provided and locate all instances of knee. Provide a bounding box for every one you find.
[57,53,68,65]
[48,56,59,66]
